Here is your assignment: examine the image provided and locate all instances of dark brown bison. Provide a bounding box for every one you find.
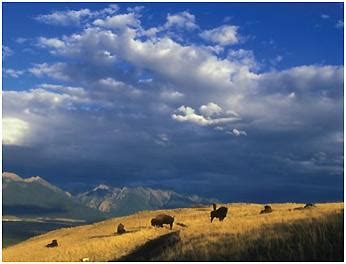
[151,214,174,229]
[260,205,272,214]
[117,223,126,234]
[210,203,228,223]
[46,239,58,248]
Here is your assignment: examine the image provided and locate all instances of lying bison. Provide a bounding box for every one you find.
[151,214,174,230]
[294,203,316,210]
[260,205,272,214]
[117,223,126,234]
[46,239,58,248]
[211,203,228,223]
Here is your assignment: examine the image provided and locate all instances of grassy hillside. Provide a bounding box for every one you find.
[2,202,343,262]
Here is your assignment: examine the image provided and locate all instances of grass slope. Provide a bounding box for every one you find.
[2,202,343,262]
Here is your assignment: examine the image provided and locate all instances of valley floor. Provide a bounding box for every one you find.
[2,217,84,248]
[2,202,343,262]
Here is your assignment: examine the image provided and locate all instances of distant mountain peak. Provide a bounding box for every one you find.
[3,172,63,194]
[93,184,111,191]
[24,176,62,192]
[2,172,23,182]
[25,176,43,183]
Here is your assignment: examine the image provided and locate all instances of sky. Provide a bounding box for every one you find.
[2,2,344,202]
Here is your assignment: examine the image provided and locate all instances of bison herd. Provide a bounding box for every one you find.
[44,202,316,248]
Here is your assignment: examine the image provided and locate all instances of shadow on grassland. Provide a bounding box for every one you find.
[115,231,181,261]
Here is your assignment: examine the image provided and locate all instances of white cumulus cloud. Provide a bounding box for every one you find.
[200,25,239,46]
[164,11,198,30]
[4,68,25,78]
[38,37,66,49]
[93,13,139,30]
[172,104,239,126]
[35,8,92,26]
[29,63,70,81]
[199,102,222,117]
[35,5,119,27]
[227,128,247,136]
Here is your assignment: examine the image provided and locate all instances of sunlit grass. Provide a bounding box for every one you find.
[153,208,343,261]
[2,202,343,262]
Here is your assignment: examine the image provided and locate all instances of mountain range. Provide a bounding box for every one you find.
[3,172,103,221]
[77,183,216,216]
[3,172,216,221]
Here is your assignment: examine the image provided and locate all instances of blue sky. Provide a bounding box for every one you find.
[2,2,344,202]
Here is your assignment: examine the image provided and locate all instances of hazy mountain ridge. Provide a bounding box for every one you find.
[77,184,217,216]
[3,172,216,219]
[2,172,103,221]
[3,172,70,196]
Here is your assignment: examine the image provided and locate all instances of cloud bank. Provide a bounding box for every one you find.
[3,4,343,201]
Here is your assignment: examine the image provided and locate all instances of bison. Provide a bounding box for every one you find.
[151,214,174,230]
[293,203,316,211]
[260,205,272,214]
[210,203,228,223]
[117,223,126,234]
[46,239,58,248]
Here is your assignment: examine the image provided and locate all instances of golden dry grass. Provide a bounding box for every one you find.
[2,202,343,262]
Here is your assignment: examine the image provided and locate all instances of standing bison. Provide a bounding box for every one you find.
[151,214,174,230]
[210,203,228,223]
